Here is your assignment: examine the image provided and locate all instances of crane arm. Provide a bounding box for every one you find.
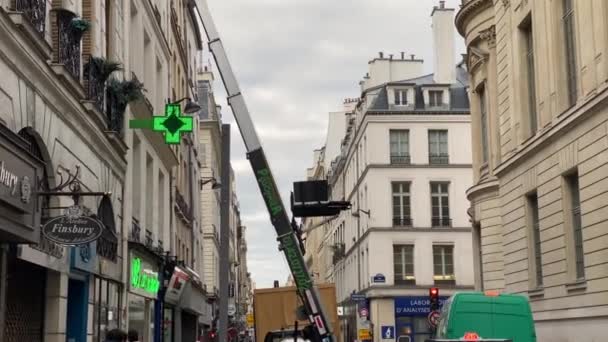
[195,2,334,341]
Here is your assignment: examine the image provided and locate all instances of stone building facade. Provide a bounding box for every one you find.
[457,0,608,340]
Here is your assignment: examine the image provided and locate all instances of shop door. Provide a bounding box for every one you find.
[4,259,46,342]
[67,278,89,342]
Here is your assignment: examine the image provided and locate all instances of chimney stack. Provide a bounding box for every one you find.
[379,52,384,59]
[401,52,405,59]
[431,1,456,83]
[389,54,393,60]
[411,54,416,60]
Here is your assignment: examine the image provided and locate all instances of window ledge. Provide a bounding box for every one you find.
[528,287,544,299]
[566,279,587,293]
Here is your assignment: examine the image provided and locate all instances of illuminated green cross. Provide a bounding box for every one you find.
[152,104,193,144]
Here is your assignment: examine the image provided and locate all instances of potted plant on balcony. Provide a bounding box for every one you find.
[106,78,145,133]
[69,17,90,40]
[84,57,123,110]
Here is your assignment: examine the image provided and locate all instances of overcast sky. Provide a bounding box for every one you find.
[203,0,466,288]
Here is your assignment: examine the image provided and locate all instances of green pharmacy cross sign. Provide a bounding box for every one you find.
[129,104,193,144]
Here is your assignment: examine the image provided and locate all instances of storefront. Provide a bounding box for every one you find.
[128,249,161,342]
[0,124,44,342]
[394,296,449,342]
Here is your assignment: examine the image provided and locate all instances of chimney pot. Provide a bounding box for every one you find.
[440,0,445,8]
[411,54,415,60]
[401,52,405,59]
[389,54,393,60]
[379,52,384,58]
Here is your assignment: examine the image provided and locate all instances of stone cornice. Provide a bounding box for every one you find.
[455,0,493,37]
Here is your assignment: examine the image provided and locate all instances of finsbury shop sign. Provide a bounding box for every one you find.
[42,206,104,245]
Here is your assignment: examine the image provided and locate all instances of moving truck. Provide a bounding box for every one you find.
[253,284,340,342]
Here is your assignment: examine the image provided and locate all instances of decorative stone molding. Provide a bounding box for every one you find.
[468,46,489,74]
[479,25,496,48]
[502,0,510,8]
[455,0,493,36]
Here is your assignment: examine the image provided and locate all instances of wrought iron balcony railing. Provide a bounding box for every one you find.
[31,228,64,259]
[145,229,154,248]
[390,154,411,165]
[432,217,452,227]
[56,10,81,80]
[14,0,47,35]
[84,55,105,112]
[130,217,141,243]
[97,228,118,262]
[429,154,449,165]
[393,217,413,227]
[332,243,345,265]
[175,189,193,222]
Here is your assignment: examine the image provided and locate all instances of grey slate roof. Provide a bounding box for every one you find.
[368,65,470,112]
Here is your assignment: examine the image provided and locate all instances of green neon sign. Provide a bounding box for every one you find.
[131,257,160,295]
[129,103,193,145]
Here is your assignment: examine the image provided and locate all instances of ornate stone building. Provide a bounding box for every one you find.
[457,0,608,340]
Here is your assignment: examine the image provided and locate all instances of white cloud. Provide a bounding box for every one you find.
[205,0,466,289]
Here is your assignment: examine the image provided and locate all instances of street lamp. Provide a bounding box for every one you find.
[171,97,202,114]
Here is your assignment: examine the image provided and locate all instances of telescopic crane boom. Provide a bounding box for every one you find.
[195,2,334,341]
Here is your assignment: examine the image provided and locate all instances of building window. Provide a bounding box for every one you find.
[527,192,543,287]
[390,130,410,164]
[429,90,444,107]
[522,19,538,134]
[431,182,450,227]
[565,173,585,280]
[394,245,415,284]
[479,86,489,163]
[93,278,121,342]
[562,0,577,106]
[433,245,454,283]
[394,89,408,105]
[392,182,412,226]
[428,130,448,164]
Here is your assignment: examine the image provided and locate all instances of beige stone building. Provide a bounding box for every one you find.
[457,0,608,340]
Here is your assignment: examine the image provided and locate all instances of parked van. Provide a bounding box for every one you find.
[433,292,536,342]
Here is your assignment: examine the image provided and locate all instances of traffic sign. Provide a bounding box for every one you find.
[428,310,440,327]
[381,326,395,339]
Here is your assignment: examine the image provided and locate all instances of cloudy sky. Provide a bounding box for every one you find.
[203,0,466,288]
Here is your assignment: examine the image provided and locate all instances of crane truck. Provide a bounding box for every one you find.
[195,2,339,341]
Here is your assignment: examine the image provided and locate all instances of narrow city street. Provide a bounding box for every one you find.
[0,0,606,342]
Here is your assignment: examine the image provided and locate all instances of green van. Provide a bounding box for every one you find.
[433,292,536,342]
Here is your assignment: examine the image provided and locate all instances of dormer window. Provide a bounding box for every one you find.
[394,89,408,105]
[429,90,444,107]
[422,86,450,109]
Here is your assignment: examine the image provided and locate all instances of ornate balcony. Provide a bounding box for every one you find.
[130,217,142,243]
[14,0,46,35]
[429,154,449,165]
[332,243,345,265]
[55,10,81,80]
[390,154,411,165]
[84,55,105,113]
[393,217,413,227]
[175,189,192,222]
[145,229,154,248]
[97,230,118,262]
[432,217,452,227]
[30,229,64,259]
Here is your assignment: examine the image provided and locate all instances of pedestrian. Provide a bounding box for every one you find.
[105,329,127,342]
[128,330,140,342]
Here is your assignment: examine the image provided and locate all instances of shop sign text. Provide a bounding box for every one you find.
[131,257,160,295]
[42,215,104,245]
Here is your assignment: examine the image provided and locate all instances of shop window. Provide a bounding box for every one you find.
[93,277,121,342]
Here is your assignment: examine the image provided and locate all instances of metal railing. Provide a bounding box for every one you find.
[84,55,105,112]
[30,229,64,259]
[429,154,449,165]
[175,189,192,221]
[393,217,413,227]
[130,217,141,243]
[432,217,452,227]
[145,229,154,248]
[14,0,47,35]
[390,154,411,165]
[56,10,81,80]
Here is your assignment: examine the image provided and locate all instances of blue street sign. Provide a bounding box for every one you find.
[351,293,366,301]
[394,296,449,316]
[381,326,395,339]
[372,273,386,283]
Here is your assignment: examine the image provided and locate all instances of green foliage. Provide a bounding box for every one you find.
[70,18,91,32]
[86,57,122,83]
[107,78,146,113]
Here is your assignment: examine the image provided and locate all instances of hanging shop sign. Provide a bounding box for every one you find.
[130,256,160,297]
[42,207,104,245]
[164,267,190,304]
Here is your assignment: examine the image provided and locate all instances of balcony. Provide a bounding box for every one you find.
[145,229,154,248]
[130,217,142,243]
[55,10,82,80]
[429,154,449,165]
[432,217,452,228]
[30,229,64,259]
[14,0,47,35]
[175,189,193,222]
[393,217,413,227]
[390,154,411,165]
[332,243,345,265]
